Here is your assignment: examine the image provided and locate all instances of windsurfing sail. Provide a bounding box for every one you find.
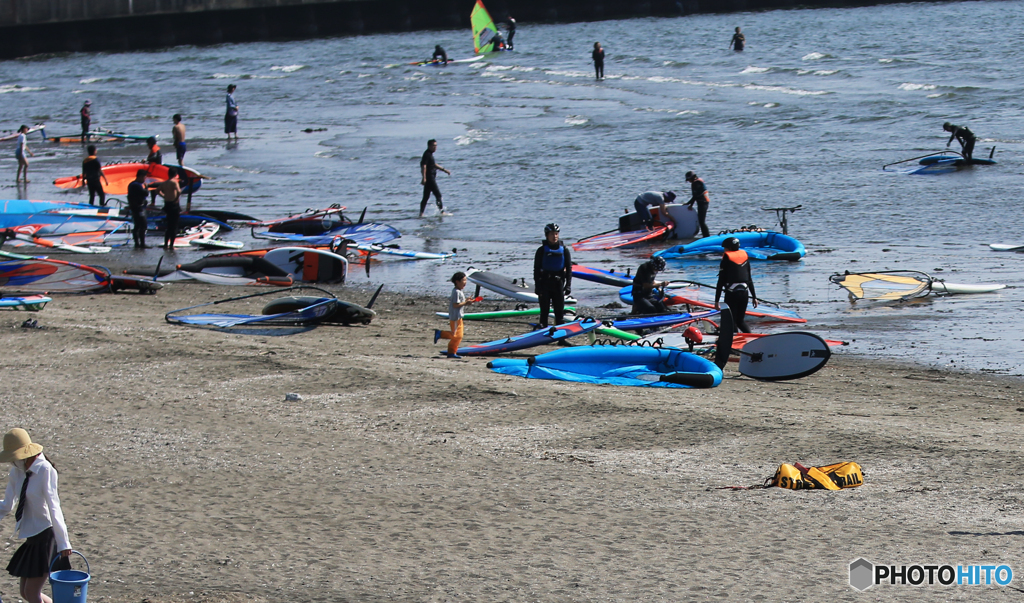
[0,257,112,293]
[829,271,931,301]
[166,286,339,328]
[471,0,500,53]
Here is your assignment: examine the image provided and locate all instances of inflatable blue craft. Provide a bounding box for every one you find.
[654,231,805,261]
[487,345,723,388]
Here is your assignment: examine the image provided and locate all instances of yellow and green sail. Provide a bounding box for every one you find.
[471,0,499,54]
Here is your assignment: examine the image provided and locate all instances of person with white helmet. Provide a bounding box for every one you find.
[715,237,758,333]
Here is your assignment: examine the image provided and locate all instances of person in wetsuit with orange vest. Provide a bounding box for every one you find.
[533,223,572,328]
[715,237,758,333]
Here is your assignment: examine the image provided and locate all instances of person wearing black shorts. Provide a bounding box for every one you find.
[419,139,451,216]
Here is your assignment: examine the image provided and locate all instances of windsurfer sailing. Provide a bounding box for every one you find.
[943,122,975,161]
[505,17,516,50]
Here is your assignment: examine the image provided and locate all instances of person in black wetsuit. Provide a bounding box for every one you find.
[82,145,110,207]
[730,27,745,51]
[943,122,975,161]
[684,170,710,238]
[592,42,605,80]
[432,45,448,64]
[505,18,516,50]
[127,169,150,249]
[715,237,758,333]
[631,256,670,315]
[533,223,572,329]
[419,139,451,216]
[80,100,92,141]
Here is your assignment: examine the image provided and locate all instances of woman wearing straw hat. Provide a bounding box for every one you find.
[0,428,72,603]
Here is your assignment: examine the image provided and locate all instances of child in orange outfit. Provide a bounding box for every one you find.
[435,271,479,359]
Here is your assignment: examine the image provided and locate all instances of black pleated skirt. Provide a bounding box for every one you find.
[7,528,70,578]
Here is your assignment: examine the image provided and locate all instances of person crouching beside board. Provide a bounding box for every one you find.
[715,237,758,333]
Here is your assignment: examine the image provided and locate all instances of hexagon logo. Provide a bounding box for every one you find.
[849,558,874,591]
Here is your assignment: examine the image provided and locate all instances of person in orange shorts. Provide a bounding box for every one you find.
[434,271,479,359]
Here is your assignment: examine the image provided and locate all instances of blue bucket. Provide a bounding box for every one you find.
[49,551,90,603]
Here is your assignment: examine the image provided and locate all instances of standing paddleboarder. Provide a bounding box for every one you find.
[419,139,451,217]
[592,42,605,80]
[715,237,758,333]
[533,223,572,330]
[943,122,975,161]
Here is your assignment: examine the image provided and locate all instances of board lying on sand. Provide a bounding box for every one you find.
[466,268,578,304]
[436,307,577,321]
[0,256,111,293]
[0,294,52,311]
[608,309,719,332]
[654,231,806,261]
[166,285,381,329]
[488,345,723,388]
[737,332,832,381]
[456,317,600,356]
[829,270,1006,302]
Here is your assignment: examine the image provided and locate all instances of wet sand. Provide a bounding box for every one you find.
[2,281,1023,602]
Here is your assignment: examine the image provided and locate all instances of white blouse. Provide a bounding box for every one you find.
[0,454,72,552]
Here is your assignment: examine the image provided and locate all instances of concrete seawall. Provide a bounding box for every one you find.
[0,0,960,59]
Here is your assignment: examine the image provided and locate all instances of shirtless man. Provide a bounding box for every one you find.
[157,167,182,250]
[172,114,187,165]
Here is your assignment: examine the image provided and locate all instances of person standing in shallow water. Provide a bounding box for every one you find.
[592,42,605,80]
[730,27,745,51]
[419,139,451,217]
[225,84,239,142]
[0,428,73,603]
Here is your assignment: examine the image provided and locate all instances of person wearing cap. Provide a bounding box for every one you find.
[533,223,573,329]
[633,191,676,230]
[684,171,710,238]
[0,428,73,603]
[714,237,758,333]
[943,122,975,162]
[225,84,239,141]
[419,139,451,217]
[631,256,670,315]
[80,100,92,141]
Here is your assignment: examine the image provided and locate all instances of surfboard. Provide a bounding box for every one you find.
[0,124,45,142]
[738,332,832,381]
[190,239,244,250]
[0,294,51,311]
[466,268,578,304]
[571,265,634,287]
[457,317,600,356]
[262,247,349,283]
[609,310,719,332]
[354,243,454,260]
[436,307,577,321]
[989,243,1024,252]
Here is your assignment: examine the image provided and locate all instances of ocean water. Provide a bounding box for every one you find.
[1,0,1022,374]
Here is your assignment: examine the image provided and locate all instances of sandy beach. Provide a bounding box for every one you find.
[2,280,1023,602]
